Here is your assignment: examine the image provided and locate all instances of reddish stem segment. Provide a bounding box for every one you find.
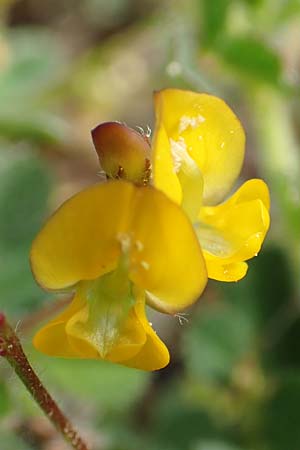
[0,313,90,450]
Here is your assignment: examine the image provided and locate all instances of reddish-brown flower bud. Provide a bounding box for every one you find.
[91,122,151,185]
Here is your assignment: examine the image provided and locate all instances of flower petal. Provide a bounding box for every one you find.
[153,89,245,205]
[121,292,170,371]
[31,180,207,313]
[152,120,204,222]
[196,179,270,281]
[66,297,146,363]
[34,288,169,371]
[151,119,182,205]
[128,186,207,313]
[204,260,248,282]
[30,181,134,290]
[177,151,204,222]
[33,293,87,358]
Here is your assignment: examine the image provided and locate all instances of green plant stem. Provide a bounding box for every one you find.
[0,312,90,450]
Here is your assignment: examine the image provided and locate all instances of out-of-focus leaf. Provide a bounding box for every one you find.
[216,36,282,85]
[0,382,10,416]
[272,0,300,25]
[0,28,67,143]
[266,316,300,370]
[0,152,52,250]
[152,409,219,450]
[0,28,65,102]
[183,302,255,381]
[0,247,47,314]
[105,423,146,450]
[219,246,297,372]
[220,245,295,330]
[199,0,230,47]
[194,441,244,450]
[32,354,150,413]
[0,150,52,315]
[80,0,130,29]
[0,113,68,144]
[0,432,32,450]
[148,382,223,450]
[261,374,300,450]
[240,0,263,5]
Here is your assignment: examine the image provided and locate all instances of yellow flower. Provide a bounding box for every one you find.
[152,89,270,282]
[31,180,207,370]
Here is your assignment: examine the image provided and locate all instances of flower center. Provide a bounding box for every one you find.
[169,136,204,221]
[74,252,135,358]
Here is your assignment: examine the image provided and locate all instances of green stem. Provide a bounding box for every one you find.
[0,312,90,450]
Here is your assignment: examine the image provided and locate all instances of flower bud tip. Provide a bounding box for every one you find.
[91,121,152,185]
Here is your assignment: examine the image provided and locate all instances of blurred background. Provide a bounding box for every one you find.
[0,0,300,449]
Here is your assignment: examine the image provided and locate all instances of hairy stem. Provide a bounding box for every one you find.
[0,312,90,450]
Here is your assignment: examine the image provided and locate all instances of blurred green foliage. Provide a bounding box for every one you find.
[0,28,68,143]
[0,433,31,450]
[35,356,150,414]
[0,381,10,416]
[0,0,300,449]
[216,36,282,85]
[0,151,52,315]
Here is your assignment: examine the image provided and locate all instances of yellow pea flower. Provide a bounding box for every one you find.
[152,89,270,282]
[31,181,207,370]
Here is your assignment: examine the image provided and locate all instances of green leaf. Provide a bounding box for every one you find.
[220,245,295,330]
[0,152,52,250]
[0,113,68,145]
[183,302,255,381]
[0,28,67,143]
[218,245,297,372]
[31,353,150,414]
[153,408,219,450]
[216,35,282,85]
[0,432,32,450]
[261,373,300,450]
[199,0,230,47]
[104,424,146,450]
[266,316,300,371]
[0,382,10,416]
[149,382,222,450]
[278,0,300,23]
[194,441,244,450]
[0,150,52,315]
[0,247,48,315]
[0,28,64,102]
